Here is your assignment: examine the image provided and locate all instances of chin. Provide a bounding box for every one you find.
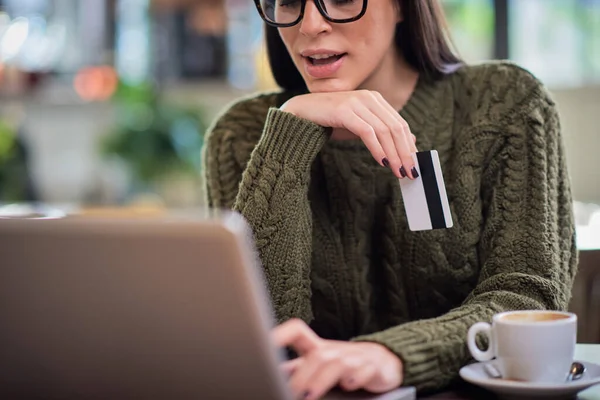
[305,78,357,93]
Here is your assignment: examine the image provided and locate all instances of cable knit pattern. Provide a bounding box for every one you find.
[202,61,578,393]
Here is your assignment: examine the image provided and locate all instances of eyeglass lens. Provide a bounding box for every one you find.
[260,0,364,25]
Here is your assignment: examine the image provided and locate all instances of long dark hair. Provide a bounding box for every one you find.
[266,0,462,91]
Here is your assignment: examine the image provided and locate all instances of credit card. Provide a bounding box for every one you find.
[399,150,453,231]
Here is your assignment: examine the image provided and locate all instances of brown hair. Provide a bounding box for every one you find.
[266,0,462,91]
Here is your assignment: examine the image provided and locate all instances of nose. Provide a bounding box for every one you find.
[299,0,331,37]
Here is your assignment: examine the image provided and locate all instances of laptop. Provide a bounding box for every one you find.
[0,209,416,400]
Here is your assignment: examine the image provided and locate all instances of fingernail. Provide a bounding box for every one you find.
[399,166,407,178]
[382,158,390,168]
[411,167,420,179]
[302,391,312,399]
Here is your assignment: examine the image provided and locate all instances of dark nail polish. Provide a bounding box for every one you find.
[303,391,311,399]
[382,158,390,168]
[399,166,407,178]
[411,167,420,178]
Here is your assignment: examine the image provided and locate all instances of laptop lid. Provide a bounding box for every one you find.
[0,210,292,399]
[0,210,416,400]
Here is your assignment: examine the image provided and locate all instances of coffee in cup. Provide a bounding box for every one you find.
[467,310,577,382]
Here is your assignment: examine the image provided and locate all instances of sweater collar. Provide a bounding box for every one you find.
[399,73,455,151]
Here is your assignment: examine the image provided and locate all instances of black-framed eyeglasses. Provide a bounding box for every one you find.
[253,0,368,28]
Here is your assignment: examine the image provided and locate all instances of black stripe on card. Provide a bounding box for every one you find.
[416,151,446,229]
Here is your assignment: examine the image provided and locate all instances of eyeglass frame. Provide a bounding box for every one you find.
[253,0,369,28]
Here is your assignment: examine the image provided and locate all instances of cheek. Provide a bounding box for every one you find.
[347,16,396,59]
[351,33,393,67]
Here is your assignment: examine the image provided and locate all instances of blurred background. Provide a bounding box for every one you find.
[0,0,598,208]
[0,0,599,339]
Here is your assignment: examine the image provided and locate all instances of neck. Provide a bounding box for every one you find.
[358,47,419,111]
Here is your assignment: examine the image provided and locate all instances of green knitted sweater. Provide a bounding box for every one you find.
[202,62,578,392]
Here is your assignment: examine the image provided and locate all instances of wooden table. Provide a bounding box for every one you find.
[421,344,600,399]
[570,249,600,343]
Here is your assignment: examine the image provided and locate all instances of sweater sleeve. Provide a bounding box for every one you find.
[352,85,578,391]
[203,100,331,324]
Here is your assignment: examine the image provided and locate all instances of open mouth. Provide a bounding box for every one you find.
[306,53,347,66]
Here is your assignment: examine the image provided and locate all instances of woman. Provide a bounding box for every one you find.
[202,0,577,398]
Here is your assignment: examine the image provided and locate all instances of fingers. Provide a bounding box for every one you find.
[395,121,418,180]
[353,104,404,179]
[271,319,321,356]
[339,363,377,392]
[398,119,418,179]
[296,359,346,400]
[281,357,303,377]
[343,112,387,167]
[282,341,404,399]
[289,350,358,400]
[369,92,418,179]
[369,90,417,153]
[343,91,418,180]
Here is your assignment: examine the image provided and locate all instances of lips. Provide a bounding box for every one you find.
[300,49,347,79]
[306,53,346,66]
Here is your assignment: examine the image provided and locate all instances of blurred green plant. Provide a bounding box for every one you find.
[0,120,15,164]
[0,120,31,202]
[100,81,206,186]
[442,0,494,62]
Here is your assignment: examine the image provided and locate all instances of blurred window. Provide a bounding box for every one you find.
[1,0,599,92]
[442,0,495,62]
[509,0,600,88]
[442,0,600,88]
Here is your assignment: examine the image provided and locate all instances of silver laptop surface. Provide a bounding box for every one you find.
[0,210,415,400]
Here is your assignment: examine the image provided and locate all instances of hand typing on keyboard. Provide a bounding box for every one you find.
[272,319,404,400]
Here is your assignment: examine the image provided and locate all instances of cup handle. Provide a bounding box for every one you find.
[467,322,494,362]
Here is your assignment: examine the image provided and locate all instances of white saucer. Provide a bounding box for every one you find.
[459,360,600,399]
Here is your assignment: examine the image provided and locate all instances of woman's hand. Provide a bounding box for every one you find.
[281,91,419,179]
[272,319,403,400]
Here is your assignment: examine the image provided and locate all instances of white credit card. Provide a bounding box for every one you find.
[399,150,453,231]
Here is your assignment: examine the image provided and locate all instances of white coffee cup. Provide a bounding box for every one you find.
[467,310,577,382]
